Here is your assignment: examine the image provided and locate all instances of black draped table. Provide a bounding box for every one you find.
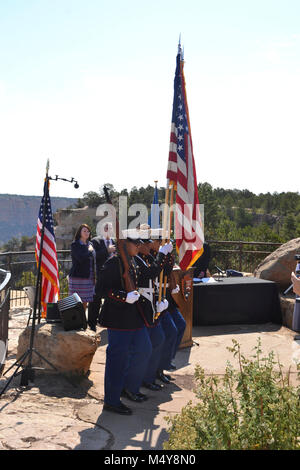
[193,277,282,326]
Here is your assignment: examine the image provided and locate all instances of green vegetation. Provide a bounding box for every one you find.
[15,269,68,295]
[2,182,299,276]
[77,182,300,244]
[1,236,33,253]
[164,339,300,450]
[2,183,299,253]
[15,270,37,289]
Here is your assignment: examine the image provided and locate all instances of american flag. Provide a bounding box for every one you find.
[167,44,204,270]
[35,179,60,316]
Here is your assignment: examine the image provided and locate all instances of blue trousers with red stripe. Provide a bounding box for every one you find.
[158,309,186,370]
[143,321,165,384]
[104,326,152,406]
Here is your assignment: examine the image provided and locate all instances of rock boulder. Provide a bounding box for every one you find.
[17,323,100,376]
[279,295,295,330]
[254,238,300,290]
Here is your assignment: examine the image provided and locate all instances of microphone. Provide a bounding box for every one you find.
[71,177,79,189]
[50,175,79,189]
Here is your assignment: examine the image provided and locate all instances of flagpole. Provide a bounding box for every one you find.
[158,180,170,305]
[153,180,158,228]
[28,165,50,370]
[37,160,49,323]
[163,181,175,297]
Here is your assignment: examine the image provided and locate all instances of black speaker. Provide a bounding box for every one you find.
[58,294,87,331]
[46,303,61,323]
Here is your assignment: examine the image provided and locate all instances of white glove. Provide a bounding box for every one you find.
[126,291,140,304]
[172,284,180,294]
[166,242,173,254]
[156,301,165,313]
[159,243,173,256]
[156,299,169,313]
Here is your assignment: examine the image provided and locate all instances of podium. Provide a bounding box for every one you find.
[171,267,194,349]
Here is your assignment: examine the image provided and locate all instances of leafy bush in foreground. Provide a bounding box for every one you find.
[164,339,300,450]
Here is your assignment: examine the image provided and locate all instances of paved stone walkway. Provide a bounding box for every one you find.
[0,308,299,450]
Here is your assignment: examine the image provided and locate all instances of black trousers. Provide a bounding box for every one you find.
[88,294,102,328]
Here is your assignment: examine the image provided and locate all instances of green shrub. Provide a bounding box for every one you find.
[15,271,37,289]
[15,270,68,297]
[164,339,300,450]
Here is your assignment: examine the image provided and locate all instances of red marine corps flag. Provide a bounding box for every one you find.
[35,166,60,316]
[166,42,204,271]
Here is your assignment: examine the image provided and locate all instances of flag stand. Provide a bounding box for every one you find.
[0,168,79,397]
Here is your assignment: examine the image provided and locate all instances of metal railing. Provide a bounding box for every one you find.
[0,250,71,306]
[206,240,282,273]
[0,269,11,375]
[0,241,282,309]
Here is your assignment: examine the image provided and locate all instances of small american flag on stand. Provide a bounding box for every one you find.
[35,179,60,316]
[167,43,204,271]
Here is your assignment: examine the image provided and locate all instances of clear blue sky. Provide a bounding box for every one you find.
[0,0,299,198]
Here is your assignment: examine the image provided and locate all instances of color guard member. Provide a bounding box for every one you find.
[98,229,152,415]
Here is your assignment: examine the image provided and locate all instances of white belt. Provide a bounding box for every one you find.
[138,287,154,302]
[138,283,155,314]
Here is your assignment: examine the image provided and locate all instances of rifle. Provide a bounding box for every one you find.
[103,186,158,327]
[103,186,137,293]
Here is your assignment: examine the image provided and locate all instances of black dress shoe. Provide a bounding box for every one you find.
[88,323,96,332]
[156,371,170,384]
[103,402,132,415]
[142,381,163,391]
[162,373,175,381]
[167,362,177,371]
[121,389,145,402]
[136,392,148,401]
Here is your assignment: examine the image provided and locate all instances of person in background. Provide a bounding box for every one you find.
[291,272,300,341]
[193,242,211,278]
[88,222,116,331]
[68,223,96,311]
[291,271,300,296]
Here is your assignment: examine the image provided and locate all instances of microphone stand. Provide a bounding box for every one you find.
[214,266,225,282]
[283,284,293,296]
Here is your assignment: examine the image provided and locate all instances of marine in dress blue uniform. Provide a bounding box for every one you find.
[129,236,171,393]
[157,252,186,377]
[98,231,152,415]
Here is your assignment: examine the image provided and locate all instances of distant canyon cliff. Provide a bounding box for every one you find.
[0,194,78,246]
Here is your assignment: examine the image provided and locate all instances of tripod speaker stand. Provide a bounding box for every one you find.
[0,168,79,397]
